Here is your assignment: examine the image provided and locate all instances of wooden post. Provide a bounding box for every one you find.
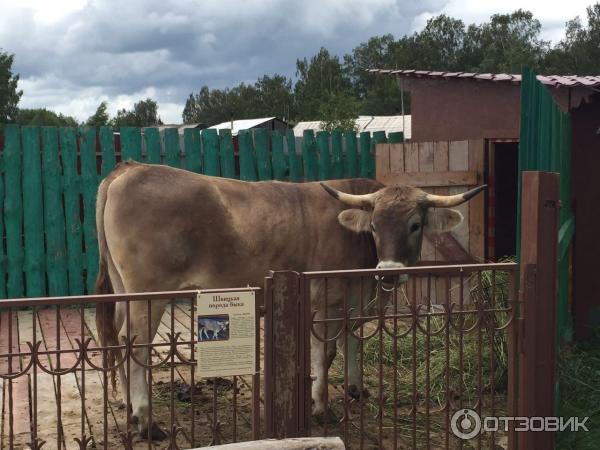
[144,126,161,165]
[164,127,181,168]
[271,130,287,180]
[517,171,559,450]
[316,131,330,180]
[302,130,318,182]
[202,128,220,176]
[265,271,310,439]
[254,128,272,180]
[184,127,203,173]
[238,130,258,181]
[218,129,235,178]
[287,130,302,182]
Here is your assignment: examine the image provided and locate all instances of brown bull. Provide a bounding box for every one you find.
[95,161,484,439]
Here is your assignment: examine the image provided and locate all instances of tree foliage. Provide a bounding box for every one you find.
[111,98,162,128]
[85,101,110,127]
[16,108,78,127]
[183,74,294,125]
[0,51,22,123]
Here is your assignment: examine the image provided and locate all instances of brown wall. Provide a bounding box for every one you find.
[406,79,521,142]
[404,78,582,142]
[571,96,600,339]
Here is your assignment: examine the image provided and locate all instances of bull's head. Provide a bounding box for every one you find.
[321,182,486,282]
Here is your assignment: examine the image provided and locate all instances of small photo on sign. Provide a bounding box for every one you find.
[198,315,230,342]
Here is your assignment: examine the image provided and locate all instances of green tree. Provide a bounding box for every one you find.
[344,35,409,115]
[543,4,600,74]
[111,98,162,128]
[16,108,78,126]
[183,75,294,125]
[473,10,549,73]
[294,47,354,120]
[318,91,359,132]
[86,101,110,127]
[0,51,22,123]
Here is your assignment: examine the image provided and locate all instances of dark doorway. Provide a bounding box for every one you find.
[493,142,519,259]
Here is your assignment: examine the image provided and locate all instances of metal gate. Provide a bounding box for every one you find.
[264,171,560,449]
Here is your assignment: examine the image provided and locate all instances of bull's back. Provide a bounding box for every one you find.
[101,163,379,291]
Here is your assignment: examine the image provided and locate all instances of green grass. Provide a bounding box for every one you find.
[557,330,600,449]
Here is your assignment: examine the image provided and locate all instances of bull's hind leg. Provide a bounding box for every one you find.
[118,298,169,440]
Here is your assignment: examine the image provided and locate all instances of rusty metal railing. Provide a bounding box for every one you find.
[295,263,520,449]
[0,288,263,450]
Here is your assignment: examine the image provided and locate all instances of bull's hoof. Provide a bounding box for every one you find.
[139,422,167,441]
[348,384,370,401]
[313,407,339,425]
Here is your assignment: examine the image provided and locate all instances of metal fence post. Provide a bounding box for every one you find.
[264,271,310,439]
[517,171,559,449]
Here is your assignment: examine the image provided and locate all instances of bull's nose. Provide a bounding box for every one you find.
[375,261,409,284]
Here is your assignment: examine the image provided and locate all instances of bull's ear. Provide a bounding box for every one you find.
[425,208,463,233]
[338,209,371,233]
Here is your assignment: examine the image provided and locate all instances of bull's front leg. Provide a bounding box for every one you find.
[339,332,370,401]
[310,310,341,423]
[119,300,168,440]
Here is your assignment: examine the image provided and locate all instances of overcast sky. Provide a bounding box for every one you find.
[0,0,593,124]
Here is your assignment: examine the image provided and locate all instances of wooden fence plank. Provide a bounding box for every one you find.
[418,142,436,280]
[344,131,358,178]
[254,128,272,180]
[202,129,220,176]
[287,130,302,182]
[448,140,470,252]
[418,142,434,175]
[359,132,371,178]
[120,127,142,161]
[271,130,287,180]
[316,131,330,181]
[239,130,257,181]
[0,155,5,299]
[3,124,23,298]
[389,143,405,175]
[143,127,161,164]
[330,130,343,179]
[218,129,235,178]
[80,128,99,294]
[375,143,390,183]
[22,126,46,297]
[59,128,84,296]
[164,128,181,168]
[388,132,404,143]
[302,130,318,182]
[404,143,419,172]
[184,128,202,173]
[468,139,485,261]
[42,127,68,296]
[371,131,386,179]
[99,126,116,178]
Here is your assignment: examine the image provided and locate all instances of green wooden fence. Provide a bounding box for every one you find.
[518,66,574,342]
[0,125,378,299]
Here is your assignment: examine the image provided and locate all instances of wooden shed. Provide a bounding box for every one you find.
[371,69,600,339]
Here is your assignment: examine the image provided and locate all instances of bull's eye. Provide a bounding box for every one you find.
[410,222,421,233]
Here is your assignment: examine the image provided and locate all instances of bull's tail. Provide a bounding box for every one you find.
[94,175,120,395]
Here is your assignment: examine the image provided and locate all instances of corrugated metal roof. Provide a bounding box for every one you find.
[209,117,276,136]
[368,69,600,88]
[293,115,411,139]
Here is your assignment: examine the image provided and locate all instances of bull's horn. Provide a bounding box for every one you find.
[320,183,375,207]
[425,185,487,207]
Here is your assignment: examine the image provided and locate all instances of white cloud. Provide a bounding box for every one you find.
[0,0,592,123]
